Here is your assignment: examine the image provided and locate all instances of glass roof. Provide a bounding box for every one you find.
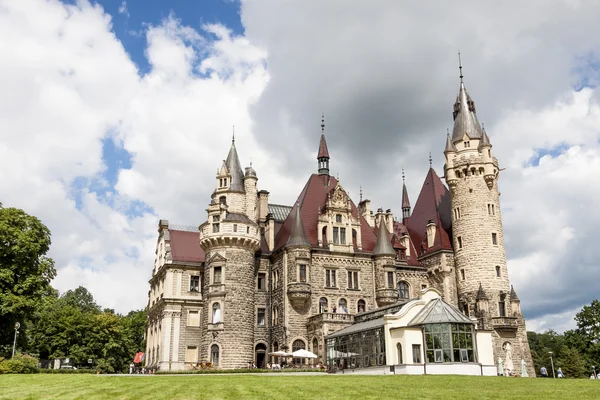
[408,298,473,326]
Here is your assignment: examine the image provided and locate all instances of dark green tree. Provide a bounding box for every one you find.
[565,299,600,375]
[61,286,100,314]
[0,204,56,356]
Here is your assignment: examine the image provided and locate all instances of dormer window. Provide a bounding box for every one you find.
[223,178,227,186]
[219,196,226,205]
[464,141,470,148]
[336,214,342,223]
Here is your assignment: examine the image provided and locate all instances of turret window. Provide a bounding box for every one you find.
[454,207,461,219]
[387,271,395,288]
[212,216,220,233]
[398,281,410,299]
[495,266,501,277]
[491,233,498,245]
[213,266,222,284]
[223,178,227,186]
[487,204,495,216]
[233,224,237,232]
[219,196,226,205]
[246,226,250,234]
[457,236,463,249]
[298,264,307,282]
[464,141,470,148]
[460,269,465,280]
[488,149,491,157]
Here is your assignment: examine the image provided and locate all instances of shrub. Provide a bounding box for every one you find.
[0,354,39,374]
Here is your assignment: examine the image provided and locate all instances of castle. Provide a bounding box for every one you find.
[144,70,535,376]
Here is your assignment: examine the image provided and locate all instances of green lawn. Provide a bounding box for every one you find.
[1,374,599,400]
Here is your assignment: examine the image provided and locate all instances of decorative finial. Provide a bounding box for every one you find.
[321,113,325,132]
[429,152,433,168]
[458,51,463,84]
[447,128,450,136]
[232,125,235,143]
[336,172,339,180]
[482,122,485,130]
[402,167,405,184]
[360,186,363,202]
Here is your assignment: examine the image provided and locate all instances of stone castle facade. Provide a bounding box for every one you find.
[144,72,535,376]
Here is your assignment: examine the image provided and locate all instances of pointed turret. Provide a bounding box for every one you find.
[476,283,489,300]
[373,219,395,256]
[286,204,310,248]
[510,285,520,301]
[444,132,457,153]
[401,168,411,221]
[480,125,491,147]
[317,114,330,175]
[225,134,245,192]
[451,57,483,142]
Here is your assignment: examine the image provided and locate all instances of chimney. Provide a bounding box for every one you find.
[385,209,394,233]
[265,213,275,250]
[257,190,270,222]
[400,231,410,257]
[426,219,437,248]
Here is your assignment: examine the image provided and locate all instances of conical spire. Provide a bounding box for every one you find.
[476,283,489,300]
[225,136,245,192]
[444,130,457,153]
[451,55,483,142]
[401,168,411,221]
[373,219,395,256]
[317,114,330,175]
[480,124,491,147]
[510,285,520,301]
[286,204,310,248]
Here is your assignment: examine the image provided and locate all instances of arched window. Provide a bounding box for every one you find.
[211,344,220,366]
[398,281,409,299]
[312,338,319,354]
[319,297,328,313]
[219,196,226,205]
[272,305,278,324]
[292,339,306,365]
[338,298,348,313]
[212,302,221,323]
[397,343,403,364]
[357,299,366,313]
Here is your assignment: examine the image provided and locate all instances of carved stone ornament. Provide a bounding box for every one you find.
[212,331,219,339]
[331,185,348,209]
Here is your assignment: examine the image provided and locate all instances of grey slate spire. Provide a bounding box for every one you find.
[451,55,483,142]
[286,204,310,248]
[510,285,520,301]
[225,135,245,192]
[444,130,457,153]
[373,218,395,256]
[480,124,491,147]
[476,283,489,300]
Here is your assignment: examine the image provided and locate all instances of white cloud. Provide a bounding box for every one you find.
[118,1,129,17]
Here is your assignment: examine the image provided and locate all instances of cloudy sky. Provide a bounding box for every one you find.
[1,0,599,333]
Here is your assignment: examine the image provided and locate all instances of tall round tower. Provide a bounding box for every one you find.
[443,60,534,376]
[199,136,260,369]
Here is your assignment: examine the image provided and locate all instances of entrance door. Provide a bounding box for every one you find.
[255,343,267,368]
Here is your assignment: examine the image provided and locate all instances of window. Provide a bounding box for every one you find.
[398,281,409,299]
[347,270,358,289]
[387,271,395,288]
[313,338,319,354]
[257,273,266,290]
[188,310,200,327]
[325,269,336,287]
[336,214,342,223]
[338,298,348,313]
[246,226,250,234]
[219,179,223,187]
[272,270,279,289]
[272,305,278,324]
[233,224,237,232]
[299,264,307,282]
[223,178,227,186]
[424,323,474,363]
[397,343,403,364]
[340,228,346,244]
[319,297,328,313]
[495,266,501,277]
[457,236,463,249]
[488,149,491,157]
[357,299,366,313]
[460,269,465,280]
[333,227,339,244]
[190,275,200,292]
[412,344,422,363]
[257,308,265,327]
[498,301,506,317]
[212,215,220,233]
[421,284,428,290]
[292,339,306,365]
[213,266,222,284]
[219,196,226,205]
[488,204,495,216]
[185,346,198,363]
[211,344,220,366]
[454,207,461,219]
[492,233,498,245]
[212,302,221,324]
[464,141,470,148]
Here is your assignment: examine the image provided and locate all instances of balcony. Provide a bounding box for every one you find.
[491,316,518,331]
[287,282,312,308]
[308,312,354,325]
[376,288,398,307]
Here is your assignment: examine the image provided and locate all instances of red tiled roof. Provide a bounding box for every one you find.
[169,230,205,263]
[406,168,453,256]
[393,220,421,267]
[402,183,411,209]
[318,134,330,158]
[274,174,377,252]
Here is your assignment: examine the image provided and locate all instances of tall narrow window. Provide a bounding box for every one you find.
[397,343,403,364]
[190,275,200,292]
[272,306,278,324]
[460,269,465,280]
[188,310,200,327]
[492,233,498,245]
[457,236,463,249]
[223,178,227,186]
[319,297,328,313]
[347,271,359,289]
[338,298,348,313]
[219,196,226,205]
[186,346,198,363]
[398,281,409,299]
[212,215,220,233]
[213,266,222,284]
[325,269,336,287]
[257,308,265,327]
[299,264,307,282]
[211,344,220,366]
[233,224,237,232]
[412,345,422,364]
[340,227,346,244]
[357,299,366,313]
[498,301,506,317]
[387,271,395,288]
[212,303,221,324]
[336,214,342,223]
[495,266,501,277]
[257,273,266,290]
[333,227,339,244]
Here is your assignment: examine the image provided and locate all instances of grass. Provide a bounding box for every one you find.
[1,374,599,400]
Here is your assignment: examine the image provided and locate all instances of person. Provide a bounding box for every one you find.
[540,366,548,378]
[590,373,596,379]
[557,368,564,378]
[129,362,134,374]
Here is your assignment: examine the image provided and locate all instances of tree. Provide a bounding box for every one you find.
[558,345,586,378]
[565,299,600,374]
[62,286,100,314]
[0,205,56,356]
